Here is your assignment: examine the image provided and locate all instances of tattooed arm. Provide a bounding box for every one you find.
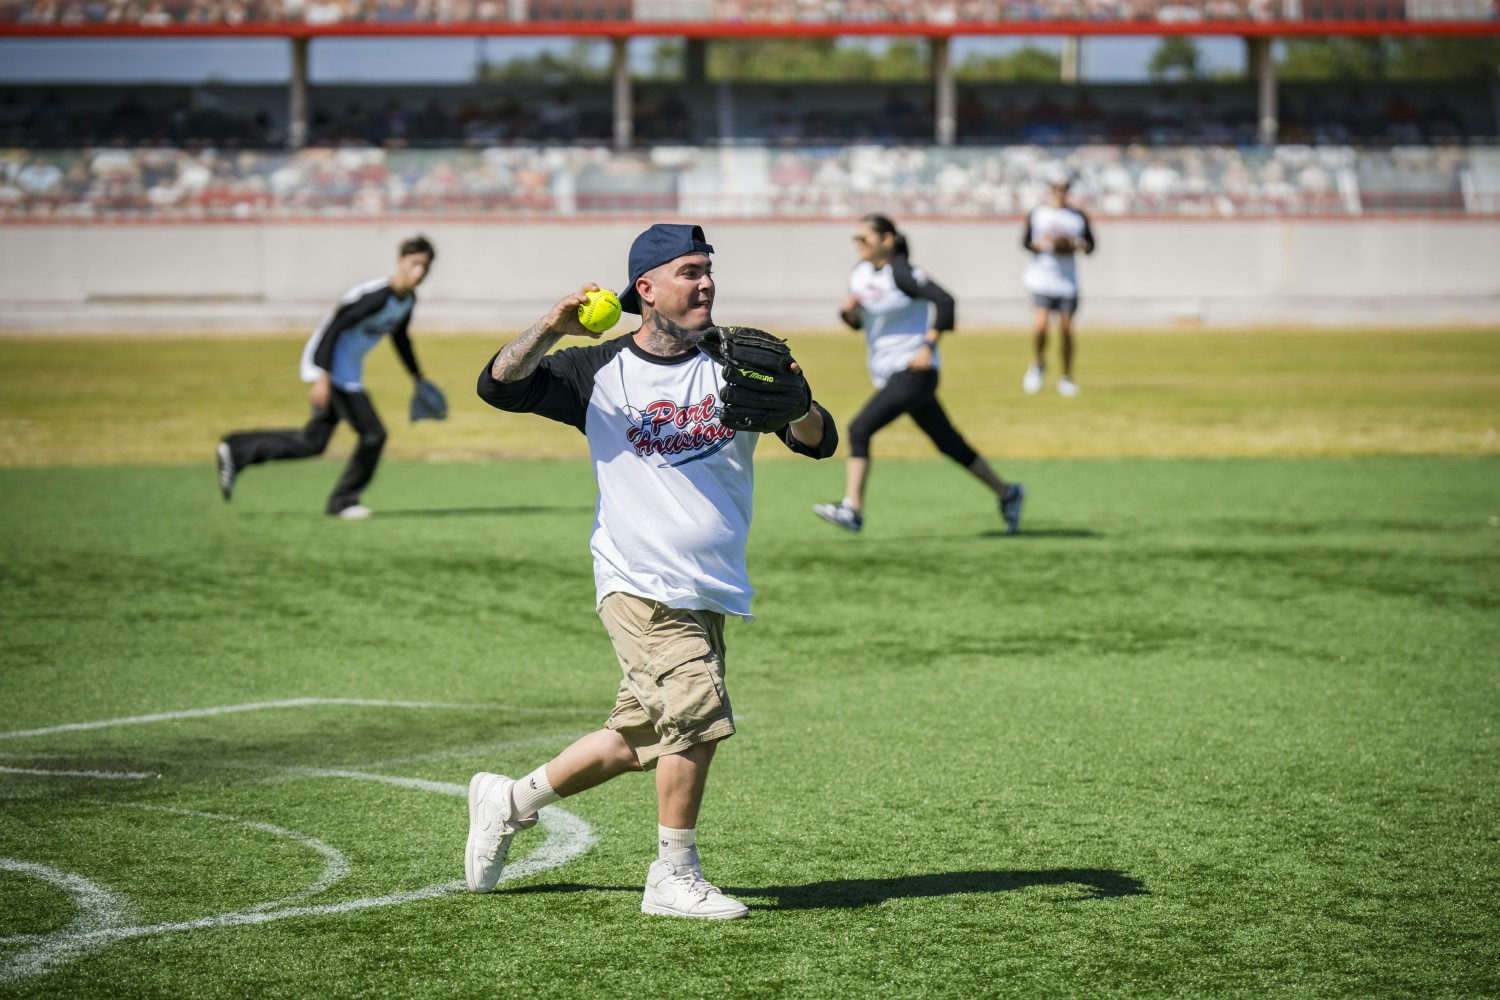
[490,284,601,382]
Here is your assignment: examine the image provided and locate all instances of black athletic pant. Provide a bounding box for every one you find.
[223,388,387,514]
[848,368,979,466]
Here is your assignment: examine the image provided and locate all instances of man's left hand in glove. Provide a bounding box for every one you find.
[698,326,812,434]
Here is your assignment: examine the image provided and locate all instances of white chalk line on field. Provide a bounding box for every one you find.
[95,802,351,913]
[0,704,599,984]
[0,698,589,742]
[312,731,591,770]
[0,766,157,780]
[0,860,135,983]
[0,776,594,984]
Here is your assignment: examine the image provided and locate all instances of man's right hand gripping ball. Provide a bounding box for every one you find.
[700,326,812,434]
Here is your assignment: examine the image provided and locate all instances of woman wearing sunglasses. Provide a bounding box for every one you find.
[814,213,1025,536]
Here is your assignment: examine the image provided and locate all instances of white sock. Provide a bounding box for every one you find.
[842,497,855,510]
[658,825,698,872]
[510,765,560,817]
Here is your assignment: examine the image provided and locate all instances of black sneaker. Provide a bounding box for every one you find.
[1000,483,1025,535]
[813,501,863,533]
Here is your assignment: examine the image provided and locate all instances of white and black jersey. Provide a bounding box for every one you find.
[299,277,422,391]
[847,256,956,389]
[477,334,836,619]
[1022,204,1095,300]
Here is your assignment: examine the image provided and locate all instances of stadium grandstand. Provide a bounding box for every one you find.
[1,2,1498,220]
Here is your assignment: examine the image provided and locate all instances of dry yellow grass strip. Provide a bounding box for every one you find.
[1,327,1497,467]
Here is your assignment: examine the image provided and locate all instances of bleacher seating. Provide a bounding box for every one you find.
[3,142,1492,219]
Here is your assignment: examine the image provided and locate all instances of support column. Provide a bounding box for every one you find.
[685,38,707,85]
[612,35,632,152]
[933,35,954,148]
[1061,36,1082,84]
[288,36,309,150]
[1249,35,1277,147]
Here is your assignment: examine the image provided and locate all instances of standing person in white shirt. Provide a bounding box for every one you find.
[467,224,837,920]
[814,213,1024,536]
[1021,167,1096,398]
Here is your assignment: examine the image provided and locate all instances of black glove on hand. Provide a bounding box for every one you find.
[699,326,812,434]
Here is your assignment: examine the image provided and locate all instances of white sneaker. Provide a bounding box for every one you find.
[1057,376,1080,398]
[641,858,749,920]
[465,772,538,893]
[336,504,373,520]
[1023,363,1045,395]
[813,500,863,534]
[216,442,236,502]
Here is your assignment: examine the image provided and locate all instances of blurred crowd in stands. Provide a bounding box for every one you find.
[2,141,1490,219]
[1,81,1489,149]
[3,0,1496,24]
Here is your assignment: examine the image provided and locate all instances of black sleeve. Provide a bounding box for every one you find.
[476,336,628,434]
[311,285,391,372]
[1078,210,1096,252]
[775,401,838,459]
[388,305,421,379]
[1022,212,1036,252]
[890,256,956,333]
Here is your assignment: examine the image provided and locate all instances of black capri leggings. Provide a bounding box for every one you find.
[848,368,979,466]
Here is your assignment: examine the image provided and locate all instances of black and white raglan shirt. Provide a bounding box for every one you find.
[477,334,837,620]
[848,256,957,390]
[1021,204,1096,300]
[299,277,422,391]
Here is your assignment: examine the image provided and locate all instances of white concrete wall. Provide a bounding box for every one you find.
[2,217,1498,332]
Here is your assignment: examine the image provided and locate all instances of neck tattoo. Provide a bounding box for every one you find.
[640,312,703,357]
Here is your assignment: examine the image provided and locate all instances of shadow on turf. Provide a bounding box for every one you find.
[978,528,1104,540]
[509,869,1147,909]
[238,505,594,519]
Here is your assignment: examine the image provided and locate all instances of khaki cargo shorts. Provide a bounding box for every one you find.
[598,591,735,769]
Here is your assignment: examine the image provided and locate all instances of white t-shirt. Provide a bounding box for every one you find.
[1022,204,1095,299]
[298,277,420,391]
[477,335,835,619]
[848,256,956,390]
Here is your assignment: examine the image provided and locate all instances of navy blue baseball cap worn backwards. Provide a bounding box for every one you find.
[619,223,714,315]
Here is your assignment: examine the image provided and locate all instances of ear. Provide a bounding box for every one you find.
[635,274,655,312]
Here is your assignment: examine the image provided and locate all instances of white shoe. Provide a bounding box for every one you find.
[641,858,749,920]
[336,504,373,520]
[1057,376,1080,398]
[216,442,236,502]
[1023,363,1044,395]
[465,772,538,893]
[813,500,863,533]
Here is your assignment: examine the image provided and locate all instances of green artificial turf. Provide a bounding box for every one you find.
[2,456,1497,998]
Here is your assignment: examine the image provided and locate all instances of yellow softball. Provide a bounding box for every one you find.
[577,288,622,334]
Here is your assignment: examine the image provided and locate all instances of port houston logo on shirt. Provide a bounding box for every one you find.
[626,395,736,468]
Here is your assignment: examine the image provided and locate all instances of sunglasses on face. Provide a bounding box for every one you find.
[851,235,874,245]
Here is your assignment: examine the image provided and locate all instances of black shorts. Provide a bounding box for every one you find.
[1032,293,1079,315]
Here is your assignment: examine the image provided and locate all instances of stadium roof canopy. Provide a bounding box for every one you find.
[4,0,1500,38]
[3,1,1496,150]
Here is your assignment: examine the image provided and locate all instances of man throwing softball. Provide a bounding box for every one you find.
[468,223,838,919]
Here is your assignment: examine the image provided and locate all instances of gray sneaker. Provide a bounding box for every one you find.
[641,858,749,920]
[216,442,237,502]
[813,501,863,534]
[1001,483,1026,535]
[465,772,538,893]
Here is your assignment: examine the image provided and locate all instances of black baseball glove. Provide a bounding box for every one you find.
[409,378,448,422]
[699,326,812,434]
